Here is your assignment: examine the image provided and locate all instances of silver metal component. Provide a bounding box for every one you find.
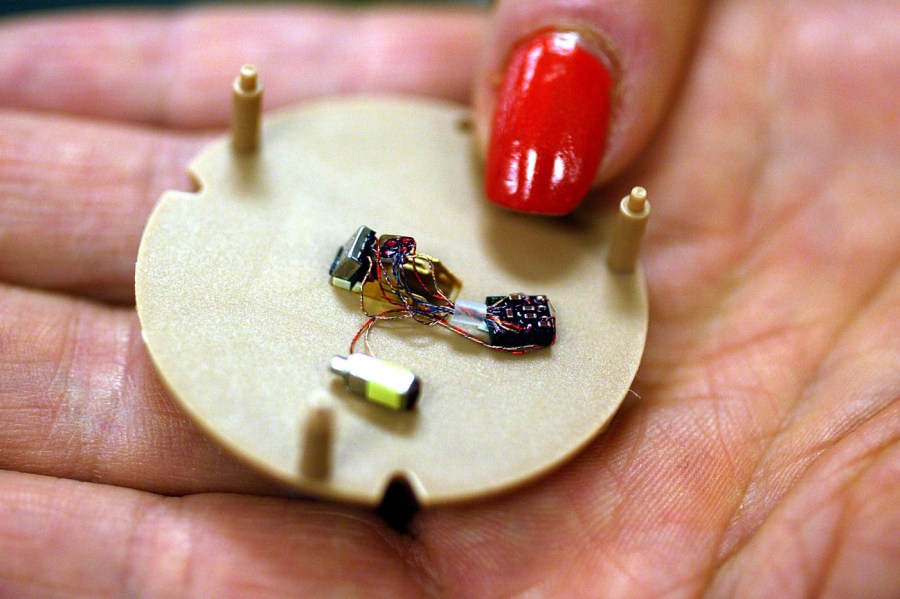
[329,354,421,411]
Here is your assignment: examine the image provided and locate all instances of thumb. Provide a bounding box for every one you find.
[475,0,703,215]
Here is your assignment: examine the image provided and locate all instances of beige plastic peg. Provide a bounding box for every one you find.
[607,187,651,273]
[300,404,334,480]
[232,64,263,153]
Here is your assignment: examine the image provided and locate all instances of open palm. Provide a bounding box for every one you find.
[1,2,897,597]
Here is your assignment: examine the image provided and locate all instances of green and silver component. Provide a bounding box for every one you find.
[329,353,421,410]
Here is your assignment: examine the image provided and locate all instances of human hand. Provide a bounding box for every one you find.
[0,1,897,596]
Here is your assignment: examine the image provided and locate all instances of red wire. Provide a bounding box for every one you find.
[347,236,550,356]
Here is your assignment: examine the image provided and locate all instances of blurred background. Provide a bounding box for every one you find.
[1,0,488,17]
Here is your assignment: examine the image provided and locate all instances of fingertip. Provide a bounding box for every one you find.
[476,0,703,214]
[483,29,613,215]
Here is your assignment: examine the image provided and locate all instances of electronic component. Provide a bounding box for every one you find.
[329,225,377,291]
[485,294,556,349]
[363,234,461,304]
[378,234,416,264]
[449,295,556,349]
[329,225,556,356]
[329,354,421,410]
[329,227,461,302]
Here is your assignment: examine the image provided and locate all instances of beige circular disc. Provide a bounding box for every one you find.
[135,97,648,506]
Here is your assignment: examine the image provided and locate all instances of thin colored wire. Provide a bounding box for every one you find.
[348,238,547,355]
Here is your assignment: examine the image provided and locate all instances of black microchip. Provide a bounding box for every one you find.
[485,294,556,349]
[329,226,377,288]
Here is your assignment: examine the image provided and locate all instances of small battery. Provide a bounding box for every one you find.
[329,354,421,410]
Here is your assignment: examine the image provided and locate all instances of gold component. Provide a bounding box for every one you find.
[363,235,461,305]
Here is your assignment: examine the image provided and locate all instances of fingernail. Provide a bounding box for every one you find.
[485,30,613,215]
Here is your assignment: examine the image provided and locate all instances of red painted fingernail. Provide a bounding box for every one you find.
[485,30,613,215]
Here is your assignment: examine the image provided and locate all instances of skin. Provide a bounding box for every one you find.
[0,1,898,597]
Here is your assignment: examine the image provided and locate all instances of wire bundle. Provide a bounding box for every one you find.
[349,237,544,356]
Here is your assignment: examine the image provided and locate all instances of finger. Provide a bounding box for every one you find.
[475,0,703,214]
[0,471,432,597]
[0,111,204,303]
[0,283,280,495]
[0,6,484,128]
